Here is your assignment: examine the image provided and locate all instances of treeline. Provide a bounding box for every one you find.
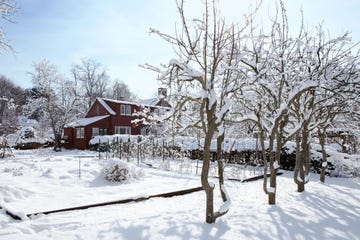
[0,58,136,147]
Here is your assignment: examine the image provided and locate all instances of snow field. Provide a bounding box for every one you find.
[0,149,359,239]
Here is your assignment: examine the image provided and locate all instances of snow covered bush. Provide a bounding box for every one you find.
[6,126,54,149]
[19,127,36,139]
[330,164,360,178]
[102,159,144,182]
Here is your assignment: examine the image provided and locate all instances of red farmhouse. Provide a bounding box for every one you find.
[63,97,171,149]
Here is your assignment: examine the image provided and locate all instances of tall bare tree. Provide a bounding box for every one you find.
[144,0,256,223]
[0,75,24,119]
[25,60,81,151]
[0,96,17,135]
[71,58,109,108]
[108,79,136,101]
[235,1,318,204]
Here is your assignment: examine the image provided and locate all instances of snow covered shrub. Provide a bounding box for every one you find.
[19,127,36,139]
[3,167,23,176]
[328,157,360,178]
[102,159,144,182]
[11,126,53,149]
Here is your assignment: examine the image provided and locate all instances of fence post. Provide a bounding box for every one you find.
[119,138,123,160]
[127,137,131,162]
[137,136,142,164]
[152,138,156,160]
[106,140,109,160]
[116,136,119,159]
[162,139,165,162]
[137,144,140,164]
[78,157,81,179]
[98,139,100,160]
[112,138,116,158]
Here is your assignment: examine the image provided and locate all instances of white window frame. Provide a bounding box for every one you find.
[76,127,84,139]
[99,128,107,135]
[120,104,131,116]
[115,126,131,135]
[154,107,165,116]
[92,127,99,137]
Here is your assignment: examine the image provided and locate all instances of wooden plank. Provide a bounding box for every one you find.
[241,172,283,182]
[2,172,284,221]
[22,186,204,219]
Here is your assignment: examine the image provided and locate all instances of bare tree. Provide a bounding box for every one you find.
[71,58,109,108]
[310,32,359,183]
[0,75,24,126]
[235,1,318,204]
[25,60,81,151]
[144,0,256,223]
[108,79,136,101]
[0,96,17,135]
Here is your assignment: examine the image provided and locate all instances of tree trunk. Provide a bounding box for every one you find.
[295,125,310,192]
[294,131,304,192]
[298,130,307,192]
[268,167,276,205]
[268,153,276,204]
[268,137,276,205]
[259,128,276,205]
[53,133,62,152]
[202,126,215,223]
[318,128,327,183]
[268,129,283,204]
[216,133,226,201]
[297,163,305,192]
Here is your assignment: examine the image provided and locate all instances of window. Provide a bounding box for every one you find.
[76,128,84,139]
[154,108,165,116]
[115,126,131,135]
[99,128,107,135]
[92,127,99,137]
[93,128,108,136]
[120,104,131,115]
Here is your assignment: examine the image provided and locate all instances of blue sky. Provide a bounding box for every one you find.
[0,0,359,99]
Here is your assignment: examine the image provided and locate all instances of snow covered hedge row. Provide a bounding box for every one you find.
[91,135,360,178]
[89,135,265,154]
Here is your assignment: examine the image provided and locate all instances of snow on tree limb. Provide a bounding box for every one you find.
[0,0,16,52]
[216,184,231,214]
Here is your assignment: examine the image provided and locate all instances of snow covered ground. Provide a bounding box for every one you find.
[0,149,359,239]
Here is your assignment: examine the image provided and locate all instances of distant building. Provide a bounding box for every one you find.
[63,97,171,149]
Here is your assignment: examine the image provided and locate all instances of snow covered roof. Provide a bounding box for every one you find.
[83,97,169,118]
[101,97,167,108]
[97,98,116,115]
[100,98,137,105]
[64,115,110,128]
[140,98,159,106]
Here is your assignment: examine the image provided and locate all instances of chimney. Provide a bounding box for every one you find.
[158,88,167,98]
